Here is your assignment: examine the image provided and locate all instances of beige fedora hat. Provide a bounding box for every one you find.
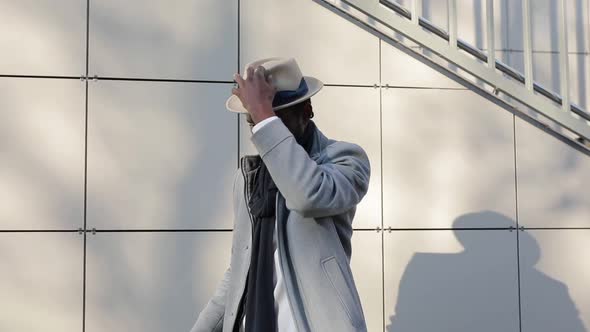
[226,57,324,114]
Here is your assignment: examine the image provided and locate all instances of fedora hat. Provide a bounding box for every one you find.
[226,57,324,114]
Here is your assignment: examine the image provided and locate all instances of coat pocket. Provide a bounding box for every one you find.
[320,255,364,328]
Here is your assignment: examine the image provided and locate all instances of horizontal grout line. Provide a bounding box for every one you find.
[0,229,81,233]
[1,227,587,234]
[325,83,376,88]
[0,74,468,90]
[380,85,466,90]
[325,83,467,90]
[378,227,514,231]
[93,76,235,84]
[93,228,234,232]
[0,74,82,80]
[2,50,588,82]
[378,227,590,231]
[522,227,590,231]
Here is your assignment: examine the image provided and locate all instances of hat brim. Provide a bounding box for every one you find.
[225,76,323,114]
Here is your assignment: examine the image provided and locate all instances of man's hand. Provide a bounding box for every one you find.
[232,65,277,124]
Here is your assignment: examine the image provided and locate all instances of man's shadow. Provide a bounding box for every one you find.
[386,210,586,332]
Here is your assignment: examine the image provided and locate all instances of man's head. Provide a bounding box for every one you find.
[246,98,314,139]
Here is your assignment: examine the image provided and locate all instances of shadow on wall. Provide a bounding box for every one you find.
[386,211,586,332]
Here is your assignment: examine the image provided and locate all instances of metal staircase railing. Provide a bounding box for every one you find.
[315,0,590,155]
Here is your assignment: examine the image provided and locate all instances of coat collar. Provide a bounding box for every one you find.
[241,120,330,172]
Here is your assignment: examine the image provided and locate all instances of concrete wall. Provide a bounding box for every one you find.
[0,0,588,331]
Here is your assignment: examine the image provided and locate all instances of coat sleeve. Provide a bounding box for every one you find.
[189,168,241,332]
[250,118,371,219]
[190,267,231,332]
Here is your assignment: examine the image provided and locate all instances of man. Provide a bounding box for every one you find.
[190,57,370,332]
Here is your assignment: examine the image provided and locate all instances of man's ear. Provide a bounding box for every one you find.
[304,100,313,118]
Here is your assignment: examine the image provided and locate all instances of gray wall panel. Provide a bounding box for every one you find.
[515,116,590,228]
[0,232,83,331]
[86,232,232,332]
[350,231,383,332]
[241,0,380,85]
[87,81,237,230]
[0,78,85,230]
[384,212,520,332]
[382,89,516,229]
[519,230,590,331]
[0,0,86,75]
[1,1,589,331]
[89,0,238,80]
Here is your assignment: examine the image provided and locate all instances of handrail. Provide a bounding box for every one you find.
[317,0,590,148]
[320,0,590,156]
[378,0,590,122]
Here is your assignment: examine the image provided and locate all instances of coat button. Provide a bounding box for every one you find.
[245,245,249,250]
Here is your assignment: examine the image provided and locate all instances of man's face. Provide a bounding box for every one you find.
[246,100,311,139]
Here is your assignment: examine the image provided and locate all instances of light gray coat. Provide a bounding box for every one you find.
[190,118,371,332]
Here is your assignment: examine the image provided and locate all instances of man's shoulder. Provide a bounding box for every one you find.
[325,139,365,151]
[323,139,370,163]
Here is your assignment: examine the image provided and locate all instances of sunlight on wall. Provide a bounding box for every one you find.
[0,0,589,331]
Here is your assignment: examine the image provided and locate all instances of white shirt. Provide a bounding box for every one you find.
[251,116,279,133]
[239,116,298,332]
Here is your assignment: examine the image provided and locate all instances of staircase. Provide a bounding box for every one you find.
[315,0,590,156]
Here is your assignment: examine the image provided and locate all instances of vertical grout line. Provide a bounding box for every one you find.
[84,2,90,232]
[381,212,385,332]
[237,0,241,169]
[85,0,90,78]
[83,1,90,331]
[513,112,523,332]
[82,229,87,332]
[379,38,386,332]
